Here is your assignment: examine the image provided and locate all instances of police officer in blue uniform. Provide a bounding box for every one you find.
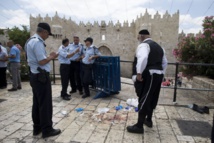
[69,36,83,95]
[25,23,61,138]
[81,37,101,98]
[58,38,80,100]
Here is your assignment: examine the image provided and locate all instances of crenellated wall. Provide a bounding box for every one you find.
[30,10,179,77]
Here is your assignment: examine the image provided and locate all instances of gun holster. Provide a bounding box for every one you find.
[37,67,48,83]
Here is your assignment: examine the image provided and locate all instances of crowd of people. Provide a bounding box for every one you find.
[2,22,212,141]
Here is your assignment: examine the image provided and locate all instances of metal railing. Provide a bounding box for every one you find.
[21,59,214,103]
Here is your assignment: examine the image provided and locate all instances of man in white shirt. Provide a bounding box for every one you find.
[0,43,8,89]
[127,29,167,134]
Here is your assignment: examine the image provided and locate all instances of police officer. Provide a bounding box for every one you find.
[25,23,61,138]
[81,37,101,98]
[58,38,80,100]
[127,29,167,134]
[69,36,83,95]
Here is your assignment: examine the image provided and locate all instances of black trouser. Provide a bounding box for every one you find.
[70,61,82,92]
[60,64,70,97]
[212,115,214,143]
[30,73,53,134]
[136,70,163,127]
[81,63,93,96]
[0,67,7,87]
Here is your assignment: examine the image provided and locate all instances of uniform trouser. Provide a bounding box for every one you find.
[30,73,53,134]
[60,64,70,97]
[137,70,163,126]
[81,63,93,96]
[0,67,7,87]
[70,61,83,92]
[10,62,21,88]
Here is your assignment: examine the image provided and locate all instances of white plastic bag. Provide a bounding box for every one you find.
[97,108,110,114]
[126,98,138,107]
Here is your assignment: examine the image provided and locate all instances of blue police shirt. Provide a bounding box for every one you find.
[0,46,7,67]
[82,45,101,64]
[69,43,83,61]
[25,33,50,74]
[9,45,20,62]
[58,45,70,64]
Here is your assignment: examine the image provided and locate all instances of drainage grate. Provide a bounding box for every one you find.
[0,99,7,103]
[176,119,212,138]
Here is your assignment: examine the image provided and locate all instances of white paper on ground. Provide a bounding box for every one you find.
[126,98,138,107]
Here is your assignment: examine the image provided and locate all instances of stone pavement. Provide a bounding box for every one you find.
[0,81,213,143]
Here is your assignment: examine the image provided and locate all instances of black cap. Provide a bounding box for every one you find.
[84,37,93,43]
[139,29,150,35]
[38,23,53,35]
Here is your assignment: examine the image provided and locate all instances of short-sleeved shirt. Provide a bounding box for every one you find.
[68,43,83,61]
[82,45,101,64]
[0,46,8,67]
[9,45,20,62]
[25,33,50,74]
[58,45,70,64]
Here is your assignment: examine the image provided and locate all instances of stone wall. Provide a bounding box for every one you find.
[30,10,179,77]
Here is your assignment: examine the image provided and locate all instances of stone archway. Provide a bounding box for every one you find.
[98,46,113,56]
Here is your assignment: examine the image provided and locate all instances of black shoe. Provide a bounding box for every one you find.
[202,106,209,114]
[17,86,22,90]
[0,86,7,89]
[62,96,71,101]
[144,120,153,128]
[66,93,71,97]
[127,124,144,134]
[33,129,42,136]
[42,129,61,138]
[8,88,17,91]
[82,94,90,98]
[79,91,83,95]
[69,90,76,94]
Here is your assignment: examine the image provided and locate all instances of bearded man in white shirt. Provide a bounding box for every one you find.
[127,29,167,134]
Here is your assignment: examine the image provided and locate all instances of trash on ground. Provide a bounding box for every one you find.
[97,108,110,114]
[75,108,84,112]
[126,98,138,107]
[124,106,132,111]
[187,104,209,114]
[61,110,68,116]
[115,105,123,111]
[135,107,138,112]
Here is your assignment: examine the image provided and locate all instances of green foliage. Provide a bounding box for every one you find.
[0,29,4,35]
[7,25,30,48]
[173,16,214,79]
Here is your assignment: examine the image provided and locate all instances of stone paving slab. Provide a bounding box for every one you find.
[0,82,213,143]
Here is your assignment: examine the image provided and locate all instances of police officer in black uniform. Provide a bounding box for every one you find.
[25,23,61,138]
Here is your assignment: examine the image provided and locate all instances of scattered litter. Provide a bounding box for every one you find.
[75,108,84,112]
[135,107,138,112]
[115,105,123,111]
[61,110,68,117]
[124,106,132,111]
[80,112,85,116]
[187,104,209,114]
[126,98,138,107]
[97,108,109,114]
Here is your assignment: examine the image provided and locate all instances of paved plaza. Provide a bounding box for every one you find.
[0,79,213,143]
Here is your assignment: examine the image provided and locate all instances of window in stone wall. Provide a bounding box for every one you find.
[102,35,105,41]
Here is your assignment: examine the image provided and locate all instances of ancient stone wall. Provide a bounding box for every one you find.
[30,10,179,77]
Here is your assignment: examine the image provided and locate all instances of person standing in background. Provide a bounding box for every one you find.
[69,36,83,95]
[7,40,21,91]
[81,37,101,98]
[58,38,80,100]
[0,43,8,89]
